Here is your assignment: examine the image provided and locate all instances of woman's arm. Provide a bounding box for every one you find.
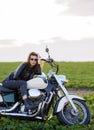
[13,63,25,79]
[36,64,42,75]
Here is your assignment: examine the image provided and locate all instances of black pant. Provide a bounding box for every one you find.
[2,80,27,96]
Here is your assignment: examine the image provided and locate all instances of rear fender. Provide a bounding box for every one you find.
[54,94,85,114]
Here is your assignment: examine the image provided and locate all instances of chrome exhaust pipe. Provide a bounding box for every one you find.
[1,112,37,118]
[0,102,20,113]
[1,102,42,117]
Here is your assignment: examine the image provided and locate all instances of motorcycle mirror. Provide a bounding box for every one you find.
[45,46,50,58]
[45,47,49,53]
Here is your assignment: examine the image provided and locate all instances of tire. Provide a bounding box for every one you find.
[57,99,90,125]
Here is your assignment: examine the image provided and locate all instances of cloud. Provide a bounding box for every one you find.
[0,39,16,47]
[0,0,94,43]
[42,37,94,61]
[0,37,94,62]
[0,43,46,62]
[55,0,94,16]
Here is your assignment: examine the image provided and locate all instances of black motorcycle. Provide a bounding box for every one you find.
[0,48,90,125]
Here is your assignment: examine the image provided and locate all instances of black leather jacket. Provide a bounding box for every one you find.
[3,63,42,82]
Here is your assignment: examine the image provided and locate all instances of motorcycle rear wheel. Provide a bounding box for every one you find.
[57,99,90,125]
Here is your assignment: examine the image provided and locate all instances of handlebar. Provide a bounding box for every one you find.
[41,58,53,62]
[41,58,59,74]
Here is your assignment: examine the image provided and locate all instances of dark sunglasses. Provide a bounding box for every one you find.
[30,58,38,61]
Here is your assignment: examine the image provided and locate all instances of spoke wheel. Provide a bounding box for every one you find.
[57,99,90,125]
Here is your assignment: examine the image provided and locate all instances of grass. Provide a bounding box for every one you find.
[0,62,94,89]
[43,61,94,89]
[0,62,21,82]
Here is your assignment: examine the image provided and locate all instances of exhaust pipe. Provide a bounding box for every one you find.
[1,102,42,118]
[0,102,20,113]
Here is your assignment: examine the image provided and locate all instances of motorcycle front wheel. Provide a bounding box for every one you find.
[57,99,90,125]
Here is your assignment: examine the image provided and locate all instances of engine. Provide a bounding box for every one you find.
[20,89,46,113]
[28,88,46,105]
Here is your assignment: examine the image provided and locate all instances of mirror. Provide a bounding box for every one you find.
[45,46,50,58]
[45,47,49,53]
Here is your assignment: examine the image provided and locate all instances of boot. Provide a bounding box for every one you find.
[24,98,34,111]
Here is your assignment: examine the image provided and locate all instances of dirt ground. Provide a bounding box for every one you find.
[67,88,94,94]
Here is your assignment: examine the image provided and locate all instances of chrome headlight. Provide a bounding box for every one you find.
[58,75,68,83]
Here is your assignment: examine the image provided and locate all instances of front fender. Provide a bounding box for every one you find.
[54,94,85,114]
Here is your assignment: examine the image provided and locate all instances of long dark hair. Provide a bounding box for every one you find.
[24,52,39,72]
[27,52,38,64]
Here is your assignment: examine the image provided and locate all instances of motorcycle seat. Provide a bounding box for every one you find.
[0,84,14,93]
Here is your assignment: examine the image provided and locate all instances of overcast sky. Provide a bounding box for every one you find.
[0,0,94,61]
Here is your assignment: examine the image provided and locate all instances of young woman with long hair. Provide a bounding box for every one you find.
[2,52,42,111]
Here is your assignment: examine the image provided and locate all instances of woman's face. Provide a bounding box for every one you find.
[29,55,38,66]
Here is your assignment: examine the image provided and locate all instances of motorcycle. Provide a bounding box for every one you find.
[0,47,90,125]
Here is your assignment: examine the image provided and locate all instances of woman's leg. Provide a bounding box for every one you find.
[2,80,27,96]
[2,80,34,110]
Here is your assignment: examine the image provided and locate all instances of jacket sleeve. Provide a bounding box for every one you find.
[13,63,25,79]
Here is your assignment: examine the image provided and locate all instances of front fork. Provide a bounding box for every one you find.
[57,88,78,114]
[54,75,78,114]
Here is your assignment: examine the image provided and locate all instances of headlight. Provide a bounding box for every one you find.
[58,75,68,84]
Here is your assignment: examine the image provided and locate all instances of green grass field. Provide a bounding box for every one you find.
[0,62,94,89]
[43,61,94,89]
[0,62,94,130]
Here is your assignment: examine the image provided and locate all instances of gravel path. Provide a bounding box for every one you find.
[68,88,94,94]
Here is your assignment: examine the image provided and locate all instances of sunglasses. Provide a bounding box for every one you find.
[30,58,38,61]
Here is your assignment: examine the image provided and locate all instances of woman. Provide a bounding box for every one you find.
[2,52,42,111]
